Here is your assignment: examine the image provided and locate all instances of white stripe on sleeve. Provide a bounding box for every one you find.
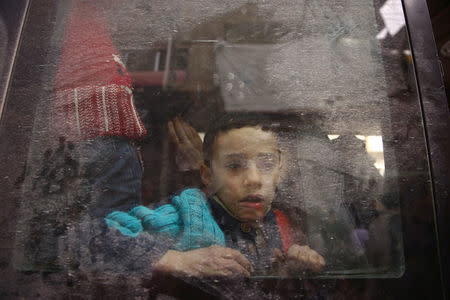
[74,88,81,136]
[123,85,143,136]
[102,86,109,132]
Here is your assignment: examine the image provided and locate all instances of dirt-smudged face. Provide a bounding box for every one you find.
[210,126,281,223]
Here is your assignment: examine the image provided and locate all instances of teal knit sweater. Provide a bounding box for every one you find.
[105,188,225,251]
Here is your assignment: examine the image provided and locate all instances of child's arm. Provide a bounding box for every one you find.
[153,245,252,278]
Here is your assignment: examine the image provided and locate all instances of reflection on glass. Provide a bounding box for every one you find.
[376,0,406,39]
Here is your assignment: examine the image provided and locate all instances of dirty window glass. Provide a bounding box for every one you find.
[2,0,428,297]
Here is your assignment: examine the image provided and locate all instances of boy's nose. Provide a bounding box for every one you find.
[243,163,262,189]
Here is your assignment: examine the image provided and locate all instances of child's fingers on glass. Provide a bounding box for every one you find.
[167,120,180,145]
[220,258,251,277]
[173,117,189,142]
[217,247,252,272]
[182,121,195,139]
[272,247,285,262]
[188,126,203,149]
[311,253,326,272]
[284,258,307,276]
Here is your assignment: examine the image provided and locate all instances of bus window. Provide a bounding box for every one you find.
[0,0,443,298]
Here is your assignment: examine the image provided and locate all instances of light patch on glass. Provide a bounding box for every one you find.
[327,134,340,140]
[198,132,205,142]
[351,135,385,176]
[376,0,405,39]
[365,135,385,176]
[366,136,383,153]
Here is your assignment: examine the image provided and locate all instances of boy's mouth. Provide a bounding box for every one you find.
[239,195,264,211]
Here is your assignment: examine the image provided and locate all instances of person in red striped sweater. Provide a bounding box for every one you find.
[50,0,147,217]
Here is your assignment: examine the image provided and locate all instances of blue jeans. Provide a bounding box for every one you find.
[78,136,143,217]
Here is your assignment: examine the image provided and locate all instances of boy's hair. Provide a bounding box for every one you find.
[202,113,282,167]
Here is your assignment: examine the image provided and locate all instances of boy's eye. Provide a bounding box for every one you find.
[257,154,279,171]
[258,158,277,171]
[225,162,244,170]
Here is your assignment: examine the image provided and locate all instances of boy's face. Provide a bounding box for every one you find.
[210,126,281,222]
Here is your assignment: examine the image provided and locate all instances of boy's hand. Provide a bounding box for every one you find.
[273,244,325,277]
[154,245,252,278]
[168,117,203,172]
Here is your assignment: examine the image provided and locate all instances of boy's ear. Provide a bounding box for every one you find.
[200,162,213,189]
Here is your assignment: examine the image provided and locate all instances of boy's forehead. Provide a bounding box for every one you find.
[213,126,278,156]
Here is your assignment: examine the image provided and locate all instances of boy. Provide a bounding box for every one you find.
[153,114,325,277]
